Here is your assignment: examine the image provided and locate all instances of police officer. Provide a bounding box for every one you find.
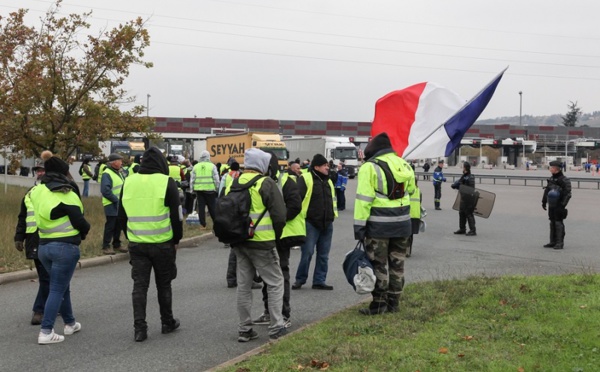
[542,161,572,249]
[432,160,446,210]
[119,147,183,342]
[451,162,477,236]
[354,132,415,315]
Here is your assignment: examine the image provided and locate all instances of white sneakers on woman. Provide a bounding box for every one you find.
[38,322,81,344]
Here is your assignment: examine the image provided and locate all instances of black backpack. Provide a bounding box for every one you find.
[92,163,100,181]
[369,159,405,200]
[213,174,267,245]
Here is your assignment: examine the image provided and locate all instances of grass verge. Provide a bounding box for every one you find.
[0,185,210,273]
[221,274,600,372]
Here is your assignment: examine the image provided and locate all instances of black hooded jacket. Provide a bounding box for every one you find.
[118,147,183,245]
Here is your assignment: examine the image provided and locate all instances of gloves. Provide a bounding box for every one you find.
[542,203,547,211]
[15,241,24,252]
[442,178,447,182]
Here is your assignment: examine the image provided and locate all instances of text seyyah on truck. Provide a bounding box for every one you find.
[206,132,289,169]
[283,136,359,178]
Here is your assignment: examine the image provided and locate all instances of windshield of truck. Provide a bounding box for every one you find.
[112,146,131,157]
[260,148,288,160]
[334,147,357,160]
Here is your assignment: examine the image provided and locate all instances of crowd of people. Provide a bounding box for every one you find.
[13,135,571,345]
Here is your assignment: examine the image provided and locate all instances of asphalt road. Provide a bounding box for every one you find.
[1,176,598,372]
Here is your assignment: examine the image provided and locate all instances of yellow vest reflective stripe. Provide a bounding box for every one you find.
[168,165,181,182]
[122,173,173,244]
[225,173,274,242]
[281,174,305,239]
[24,188,38,233]
[102,168,125,206]
[410,187,421,219]
[193,162,216,191]
[31,185,82,239]
[300,172,338,220]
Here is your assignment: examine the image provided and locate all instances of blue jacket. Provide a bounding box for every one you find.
[335,168,348,190]
[432,166,446,185]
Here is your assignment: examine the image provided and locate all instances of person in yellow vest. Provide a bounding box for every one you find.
[101,153,127,255]
[118,147,183,342]
[30,151,90,344]
[190,150,219,229]
[354,132,415,315]
[14,162,49,326]
[407,179,423,258]
[129,154,142,175]
[78,157,93,197]
[225,148,287,342]
[292,154,338,291]
[253,152,303,329]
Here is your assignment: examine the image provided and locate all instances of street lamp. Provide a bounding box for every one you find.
[518,91,522,126]
[146,94,151,117]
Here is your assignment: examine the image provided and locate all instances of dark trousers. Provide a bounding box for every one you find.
[184,192,195,215]
[195,191,217,227]
[336,188,346,211]
[261,242,291,319]
[103,215,122,248]
[459,206,476,232]
[129,243,177,331]
[32,258,50,314]
[434,183,442,208]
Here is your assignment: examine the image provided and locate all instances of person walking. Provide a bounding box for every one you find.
[30,151,90,344]
[253,153,303,329]
[78,158,93,197]
[292,154,338,291]
[353,132,415,315]
[118,147,183,342]
[542,161,572,249]
[101,153,127,255]
[224,148,287,342]
[432,160,446,210]
[190,150,219,229]
[14,162,50,325]
[334,163,348,211]
[451,162,477,236]
[422,161,430,180]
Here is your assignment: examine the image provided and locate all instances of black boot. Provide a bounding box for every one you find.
[466,215,476,236]
[387,295,400,313]
[359,300,388,316]
[554,222,565,249]
[543,222,556,248]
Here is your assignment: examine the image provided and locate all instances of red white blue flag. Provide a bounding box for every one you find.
[371,68,507,159]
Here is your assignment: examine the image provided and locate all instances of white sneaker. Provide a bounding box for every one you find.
[64,322,81,335]
[38,330,65,344]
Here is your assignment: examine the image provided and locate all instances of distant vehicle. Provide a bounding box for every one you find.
[206,132,289,169]
[283,136,359,178]
[98,140,146,161]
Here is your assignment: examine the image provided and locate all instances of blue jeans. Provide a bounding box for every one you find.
[82,180,89,197]
[38,242,80,332]
[294,222,333,286]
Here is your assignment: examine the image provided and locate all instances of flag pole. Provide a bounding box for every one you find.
[403,67,508,159]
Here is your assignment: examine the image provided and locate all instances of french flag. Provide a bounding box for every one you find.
[371,68,507,159]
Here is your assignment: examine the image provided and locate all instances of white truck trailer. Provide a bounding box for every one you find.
[284,136,359,178]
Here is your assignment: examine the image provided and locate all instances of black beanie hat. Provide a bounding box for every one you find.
[41,150,70,176]
[311,154,328,168]
[230,161,240,171]
[463,161,471,170]
[364,132,392,160]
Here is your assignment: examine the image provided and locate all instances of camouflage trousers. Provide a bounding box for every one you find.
[365,237,409,302]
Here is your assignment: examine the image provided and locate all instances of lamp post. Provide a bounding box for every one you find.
[518,91,522,126]
[146,94,151,117]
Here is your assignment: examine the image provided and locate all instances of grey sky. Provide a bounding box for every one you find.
[8,0,600,122]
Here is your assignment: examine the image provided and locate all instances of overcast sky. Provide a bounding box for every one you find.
[6,0,600,122]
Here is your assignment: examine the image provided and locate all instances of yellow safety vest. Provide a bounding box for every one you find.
[168,165,182,182]
[122,173,173,244]
[30,184,83,239]
[410,187,421,219]
[300,172,338,229]
[193,162,217,191]
[225,173,275,242]
[102,168,125,206]
[24,187,38,234]
[280,173,305,239]
[81,164,92,180]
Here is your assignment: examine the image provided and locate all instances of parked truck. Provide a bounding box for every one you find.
[206,132,289,169]
[284,136,359,178]
[98,140,146,160]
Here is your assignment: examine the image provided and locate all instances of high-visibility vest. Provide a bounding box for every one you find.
[98,163,107,180]
[193,162,217,191]
[300,172,338,221]
[410,187,421,219]
[24,187,38,234]
[30,184,83,239]
[224,173,275,242]
[168,165,181,182]
[130,162,140,174]
[81,164,91,180]
[354,151,415,238]
[280,173,305,239]
[122,173,173,244]
[102,168,125,206]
